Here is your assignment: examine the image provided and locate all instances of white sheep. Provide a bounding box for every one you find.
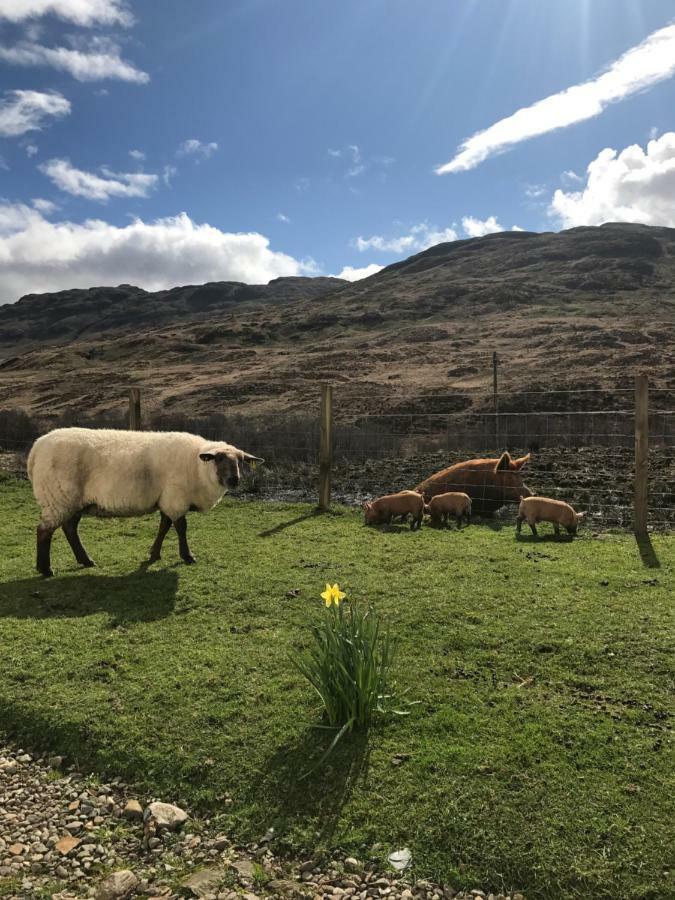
[27,428,263,577]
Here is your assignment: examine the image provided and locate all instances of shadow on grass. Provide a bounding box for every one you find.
[515,533,574,543]
[258,510,322,538]
[0,569,178,624]
[246,725,370,846]
[475,517,510,532]
[635,531,660,569]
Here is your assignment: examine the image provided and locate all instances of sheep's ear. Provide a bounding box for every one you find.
[240,451,264,465]
[200,452,216,462]
[577,512,586,521]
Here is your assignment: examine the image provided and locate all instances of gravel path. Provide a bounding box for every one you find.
[0,744,526,900]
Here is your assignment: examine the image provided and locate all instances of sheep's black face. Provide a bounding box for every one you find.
[199,451,240,489]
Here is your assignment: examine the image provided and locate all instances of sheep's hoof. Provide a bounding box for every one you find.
[39,568,54,578]
[182,554,197,565]
[147,554,160,564]
[80,558,96,568]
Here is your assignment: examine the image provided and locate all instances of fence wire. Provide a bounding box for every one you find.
[0,386,673,529]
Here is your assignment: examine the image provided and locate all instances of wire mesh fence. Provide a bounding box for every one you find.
[0,382,673,530]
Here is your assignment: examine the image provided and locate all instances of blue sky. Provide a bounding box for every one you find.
[1,0,675,300]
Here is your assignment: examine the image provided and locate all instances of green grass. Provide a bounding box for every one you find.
[0,475,673,899]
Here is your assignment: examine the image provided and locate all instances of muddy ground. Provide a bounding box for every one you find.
[244,445,675,530]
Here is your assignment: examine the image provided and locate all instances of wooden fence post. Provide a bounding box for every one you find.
[492,351,499,449]
[128,388,141,431]
[634,375,649,535]
[318,384,333,510]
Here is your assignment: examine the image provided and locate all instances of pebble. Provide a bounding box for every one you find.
[0,743,528,900]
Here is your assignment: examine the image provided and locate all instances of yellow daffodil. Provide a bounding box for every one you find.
[321,583,346,607]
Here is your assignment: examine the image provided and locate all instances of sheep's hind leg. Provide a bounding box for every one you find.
[62,513,95,568]
[148,512,173,563]
[174,516,196,564]
[36,524,56,578]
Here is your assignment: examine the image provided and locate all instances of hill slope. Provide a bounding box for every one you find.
[0,223,673,420]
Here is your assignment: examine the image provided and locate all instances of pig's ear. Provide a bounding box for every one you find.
[513,453,531,470]
[495,451,512,472]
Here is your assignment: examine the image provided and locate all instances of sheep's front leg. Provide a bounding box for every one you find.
[148,513,173,563]
[174,516,196,564]
[62,513,95,568]
[36,524,56,578]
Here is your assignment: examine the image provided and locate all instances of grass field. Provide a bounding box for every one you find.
[0,473,673,899]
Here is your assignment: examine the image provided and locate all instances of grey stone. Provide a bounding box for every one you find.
[122,800,143,821]
[182,867,225,897]
[95,869,139,900]
[143,801,188,831]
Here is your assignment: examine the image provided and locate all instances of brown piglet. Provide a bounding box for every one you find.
[425,491,472,528]
[363,490,424,530]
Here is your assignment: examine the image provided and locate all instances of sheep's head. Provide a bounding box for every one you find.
[200,445,264,490]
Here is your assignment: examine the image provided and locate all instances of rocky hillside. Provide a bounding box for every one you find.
[0,222,673,421]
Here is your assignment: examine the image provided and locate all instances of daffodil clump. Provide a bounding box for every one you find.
[293,584,397,765]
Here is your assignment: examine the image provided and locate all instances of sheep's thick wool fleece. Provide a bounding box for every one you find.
[28,428,233,527]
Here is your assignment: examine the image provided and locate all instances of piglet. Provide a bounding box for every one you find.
[363,490,424,530]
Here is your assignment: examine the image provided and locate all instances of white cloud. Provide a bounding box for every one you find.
[162,164,177,186]
[346,144,364,178]
[354,222,459,254]
[354,215,521,255]
[0,155,8,170]
[0,89,70,137]
[461,215,503,237]
[25,143,39,157]
[0,39,148,83]
[337,263,384,281]
[524,183,547,198]
[550,132,675,228]
[129,149,145,161]
[511,225,526,232]
[561,169,583,185]
[0,203,318,302]
[40,158,158,201]
[178,139,218,160]
[328,143,372,179]
[31,197,57,214]
[0,0,132,26]
[277,212,290,223]
[437,23,675,174]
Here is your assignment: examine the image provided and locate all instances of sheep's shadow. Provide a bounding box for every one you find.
[244,725,370,846]
[0,569,178,625]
